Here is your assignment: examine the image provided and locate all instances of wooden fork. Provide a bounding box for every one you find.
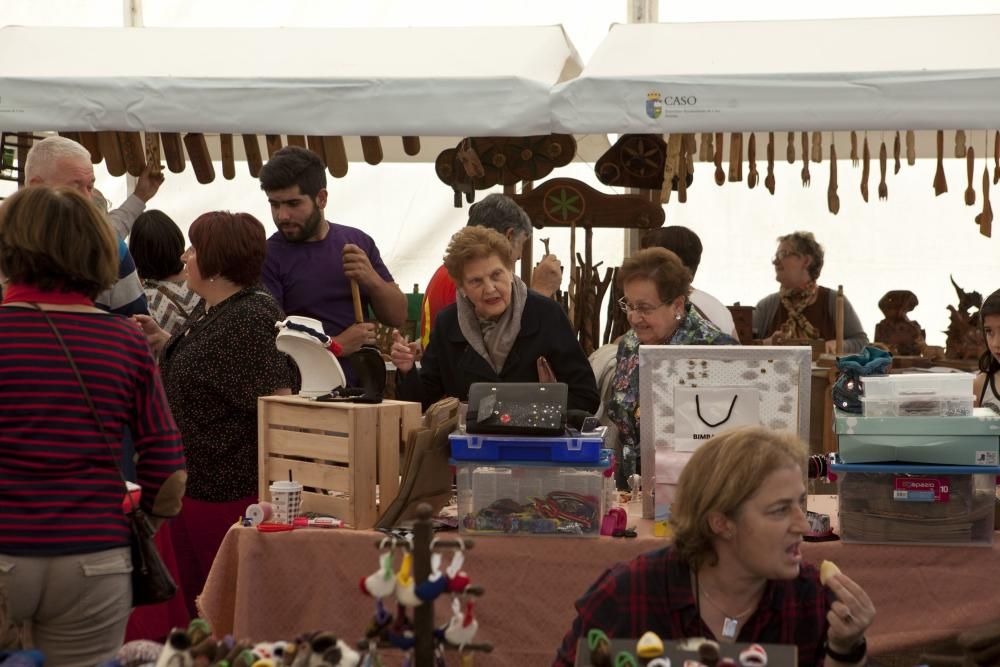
[800,132,810,187]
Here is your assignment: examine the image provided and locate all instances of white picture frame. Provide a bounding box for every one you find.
[637,345,812,519]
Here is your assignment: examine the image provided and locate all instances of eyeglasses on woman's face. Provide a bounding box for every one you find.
[773,249,802,263]
[617,297,667,317]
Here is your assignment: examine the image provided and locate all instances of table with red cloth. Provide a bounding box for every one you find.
[198,505,1000,666]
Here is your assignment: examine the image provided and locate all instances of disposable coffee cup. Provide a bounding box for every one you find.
[269,480,303,524]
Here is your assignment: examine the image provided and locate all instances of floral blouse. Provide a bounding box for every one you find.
[607,305,738,483]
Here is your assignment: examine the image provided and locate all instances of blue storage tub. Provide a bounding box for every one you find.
[449,427,606,463]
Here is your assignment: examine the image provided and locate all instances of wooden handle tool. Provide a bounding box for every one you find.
[242,135,263,177]
[307,136,327,164]
[360,136,384,165]
[966,147,977,206]
[747,133,758,189]
[265,134,283,159]
[786,131,795,163]
[714,132,725,185]
[728,132,742,182]
[677,137,689,203]
[286,135,307,149]
[976,166,993,237]
[878,141,888,200]
[183,132,215,184]
[351,280,364,324]
[800,132,810,187]
[811,132,822,163]
[323,136,349,178]
[955,130,967,159]
[850,131,859,167]
[77,132,103,164]
[402,136,421,156]
[828,143,840,214]
[893,131,901,174]
[118,132,146,177]
[160,133,185,173]
[765,132,776,195]
[933,130,948,196]
[97,131,126,177]
[860,136,870,202]
[699,133,713,162]
[994,131,999,185]
[143,132,161,176]
[906,130,916,165]
[220,134,235,180]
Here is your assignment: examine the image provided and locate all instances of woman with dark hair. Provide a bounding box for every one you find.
[0,187,185,667]
[136,211,295,619]
[129,209,201,334]
[555,427,875,667]
[974,289,1000,410]
[754,232,869,354]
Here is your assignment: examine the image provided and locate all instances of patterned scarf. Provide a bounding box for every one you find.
[456,274,527,373]
[778,280,820,340]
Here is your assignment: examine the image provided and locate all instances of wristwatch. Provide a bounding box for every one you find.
[824,637,867,664]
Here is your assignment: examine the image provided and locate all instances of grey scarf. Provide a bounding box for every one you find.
[456,274,528,374]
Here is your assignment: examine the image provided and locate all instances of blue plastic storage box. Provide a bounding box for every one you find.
[449,427,606,463]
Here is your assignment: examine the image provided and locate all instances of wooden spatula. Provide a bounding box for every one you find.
[878,141,888,200]
[183,132,215,184]
[800,132,810,187]
[714,132,725,186]
[728,133,742,182]
[933,130,948,196]
[965,147,977,206]
[699,133,712,162]
[242,135,263,177]
[860,136,870,202]
[286,135,307,148]
[994,131,999,185]
[786,132,795,164]
[955,130,967,159]
[402,137,421,156]
[747,133,758,189]
[976,166,993,237]
[77,132,103,164]
[906,130,916,165]
[811,132,822,163]
[893,131,901,174]
[828,143,840,214]
[97,132,126,177]
[220,134,236,180]
[143,132,161,176]
[360,137,384,165]
[160,133,185,173]
[118,132,146,177]
[265,134,283,159]
[323,136,349,178]
[307,136,327,164]
[765,132,776,195]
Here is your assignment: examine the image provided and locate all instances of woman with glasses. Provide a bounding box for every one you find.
[391,226,599,413]
[753,232,869,354]
[607,248,737,488]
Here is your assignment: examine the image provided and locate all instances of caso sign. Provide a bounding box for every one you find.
[664,95,697,106]
[645,91,697,118]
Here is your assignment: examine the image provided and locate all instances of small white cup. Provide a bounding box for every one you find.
[269,480,303,524]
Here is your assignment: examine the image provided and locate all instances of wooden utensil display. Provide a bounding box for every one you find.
[97,131,126,177]
[994,131,999,185]
[360,136,384,165]
[727,132,742,182]
[976,166,993,237]
[220,134,236,180]
[906,130,916,165]
[800,132,810,187]
[747,133,758,189]
[323,136,349,178]
[878,141,888,200]
[955,130,967,159]
[143,132,161,175]
[118,131,146,177]
[828,143,840,214]
[265,134,283,159]
[765,132,776,195]
[850,131,859,167]
[714,132,725,185]
[242,135,263,177]
[786,131,795,163]
[160,133,185,173]
[860,136,870,202]
[933,130,948,196]
[811,132,822,162]
[892,131,900,174]
[183,132,215,184]
[965,147,976,206]
[402,136,421,156]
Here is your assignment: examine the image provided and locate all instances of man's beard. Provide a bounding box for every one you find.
[280,205,323,242]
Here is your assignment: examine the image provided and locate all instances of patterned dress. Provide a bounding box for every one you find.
[143,278,202,336]
[607,305,738,485]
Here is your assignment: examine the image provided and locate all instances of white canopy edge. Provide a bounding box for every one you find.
[0,25,582,136]
[552,16,1000,134]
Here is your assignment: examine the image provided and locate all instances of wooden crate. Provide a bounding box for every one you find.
[258,396,421,529]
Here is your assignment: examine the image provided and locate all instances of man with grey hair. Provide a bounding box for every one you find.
[419,193,563,347]
[23,135,159,315]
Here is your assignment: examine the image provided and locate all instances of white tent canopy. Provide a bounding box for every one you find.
[552,15,1000,134]
[0,25,581,136]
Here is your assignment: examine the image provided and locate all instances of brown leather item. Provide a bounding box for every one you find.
[402,136,421,156]
[161,133,186,173]
[97,131,126,177]
[183,132,215,184]
[77,132,103,164]
[242,135,263,177]
[220,134,235,180]
[323,136,348,177]
[118,131,146,177]
[360,136,383,165]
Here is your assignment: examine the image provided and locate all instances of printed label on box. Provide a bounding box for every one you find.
[975,451,999,466]
[893,477,949,503]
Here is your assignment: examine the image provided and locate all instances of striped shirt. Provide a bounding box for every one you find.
[0,308,184,556]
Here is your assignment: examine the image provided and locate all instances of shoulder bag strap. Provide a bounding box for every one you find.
[25,305,136,510]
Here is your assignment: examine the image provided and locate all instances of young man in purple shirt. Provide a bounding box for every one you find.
[259,146,407,355]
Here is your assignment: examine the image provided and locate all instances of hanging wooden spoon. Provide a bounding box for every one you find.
[893,131,901,174]
[965,147,977,206]
[933,130,948,196]
[747,133,758,189]
[850,131,859,167]
[800,132,810,187]
[714,132,725,186]
[765,131,776,195]
[811,132,822,163]
[976,166,993,237]
[828,143,840,214]
[906,130,916,165]
[955,130,967,159]
[994,131,999,185]
[728,132,742,182]
[786,132,795,163]
[878,141,888,200]
[860,136,870,202]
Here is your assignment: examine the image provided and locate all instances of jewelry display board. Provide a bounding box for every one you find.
[638,346,812,519]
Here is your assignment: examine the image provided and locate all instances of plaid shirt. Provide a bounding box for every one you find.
[553,546,831,667]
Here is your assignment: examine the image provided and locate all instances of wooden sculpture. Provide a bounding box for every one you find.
[874,290,926,356]
[595,134,667,189]
[944,276,983,360]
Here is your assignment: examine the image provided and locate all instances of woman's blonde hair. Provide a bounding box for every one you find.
[670,426,807,570]
[0,186,117,298]
[443,226,514,284]
[618,247,692,303]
